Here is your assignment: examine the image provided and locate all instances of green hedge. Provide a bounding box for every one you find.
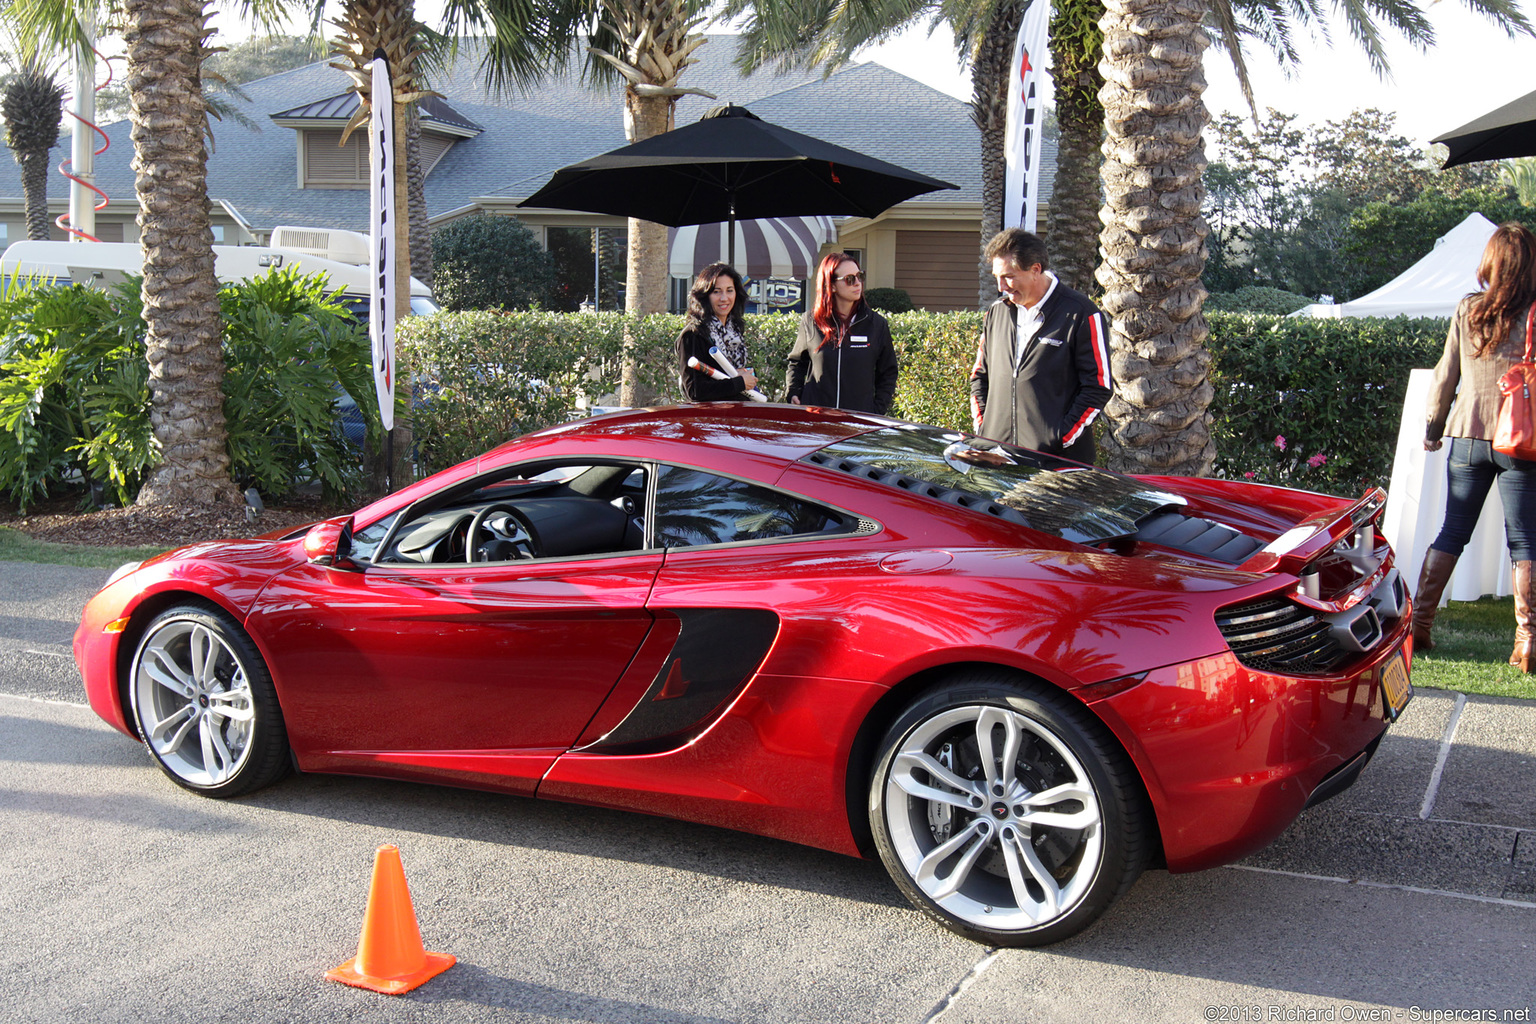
[401,308,1449,496]
[3,296,1452,510]
[1206,312,1446,495]
[396,310,983,473]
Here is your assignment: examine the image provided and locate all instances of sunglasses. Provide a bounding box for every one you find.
[835,272,866,285]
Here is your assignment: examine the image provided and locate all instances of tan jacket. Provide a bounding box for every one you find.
[1426,297,1536,442]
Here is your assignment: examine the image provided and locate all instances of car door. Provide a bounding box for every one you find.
[248,465,661,792]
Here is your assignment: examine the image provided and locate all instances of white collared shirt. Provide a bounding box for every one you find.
[1015,271,1059,366]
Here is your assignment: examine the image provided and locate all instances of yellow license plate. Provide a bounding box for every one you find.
[1381,649,1412,720]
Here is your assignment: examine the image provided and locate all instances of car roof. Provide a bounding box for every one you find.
[504,403,894,463]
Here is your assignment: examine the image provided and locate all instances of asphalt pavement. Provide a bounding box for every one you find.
[1,560,1532,1024]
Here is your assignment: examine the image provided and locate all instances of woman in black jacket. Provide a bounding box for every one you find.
[676,262,759,402]
[786,253,898,414]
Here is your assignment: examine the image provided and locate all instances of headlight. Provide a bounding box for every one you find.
[104,560,142,588]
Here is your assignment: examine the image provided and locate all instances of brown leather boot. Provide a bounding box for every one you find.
[1412,549,1459,653]
[1511,560,1534,672]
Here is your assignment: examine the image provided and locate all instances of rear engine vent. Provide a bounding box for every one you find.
[1216,597,1351,674]
[805,451,1031,527]
[1135,512,1264,564]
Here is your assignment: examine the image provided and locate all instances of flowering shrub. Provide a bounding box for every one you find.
[1207,311,1447,495]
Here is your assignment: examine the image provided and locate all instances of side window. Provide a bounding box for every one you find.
[652,465,845,548]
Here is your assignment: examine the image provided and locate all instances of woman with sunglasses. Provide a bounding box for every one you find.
[786,253,899,414]
[677,262,759,401]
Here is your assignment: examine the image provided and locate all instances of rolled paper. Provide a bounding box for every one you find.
[687,355,731,381]
[708,346,769,402]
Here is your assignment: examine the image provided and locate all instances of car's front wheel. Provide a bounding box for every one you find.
[869,673,1149,946]
[128,604,290,798]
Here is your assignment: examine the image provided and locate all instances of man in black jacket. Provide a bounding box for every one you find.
[968,229,1112,463]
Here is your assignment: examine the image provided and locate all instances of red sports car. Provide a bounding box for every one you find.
[75,405,1413,946]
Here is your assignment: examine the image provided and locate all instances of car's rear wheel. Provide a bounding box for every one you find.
[869,672,1149,946]
[128,604,289,798]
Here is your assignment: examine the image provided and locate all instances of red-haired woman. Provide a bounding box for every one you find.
[786,253,898,413]
[1418,222,1536,668]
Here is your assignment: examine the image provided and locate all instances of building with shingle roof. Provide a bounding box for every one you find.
[0,35,1058,311]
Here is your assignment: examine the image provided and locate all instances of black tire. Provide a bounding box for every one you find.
[127,603,290,798]
[869,671,1149,946]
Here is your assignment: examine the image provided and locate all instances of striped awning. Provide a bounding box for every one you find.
[668,216,838,280]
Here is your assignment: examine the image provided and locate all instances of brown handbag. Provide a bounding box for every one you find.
[1494,305,1536,461]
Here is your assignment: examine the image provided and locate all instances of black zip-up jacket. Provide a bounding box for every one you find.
[785,304,899,414]
[677,324,754,402]
[968,281,1111,461]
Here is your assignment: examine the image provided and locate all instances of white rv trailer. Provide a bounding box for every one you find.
[0,231,437,316]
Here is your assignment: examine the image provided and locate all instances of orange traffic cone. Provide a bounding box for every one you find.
[326,844,456,995]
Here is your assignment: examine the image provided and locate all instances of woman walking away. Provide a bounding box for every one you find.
[677,262,758,402]
[786,252,899,414]
[1419,222,1536,668]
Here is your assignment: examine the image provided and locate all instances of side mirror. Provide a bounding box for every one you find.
[303,515,357,568]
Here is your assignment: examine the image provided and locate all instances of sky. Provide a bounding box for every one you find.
[196,2,1534,152]
[858,7,1535,151]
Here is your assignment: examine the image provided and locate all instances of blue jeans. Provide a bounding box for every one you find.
[1431,438,1536,561]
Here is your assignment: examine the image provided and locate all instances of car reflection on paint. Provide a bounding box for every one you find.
[74,404,1412,946]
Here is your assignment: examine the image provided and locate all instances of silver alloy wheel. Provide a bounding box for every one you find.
[131,617,257,787]
[883,703,1104,933]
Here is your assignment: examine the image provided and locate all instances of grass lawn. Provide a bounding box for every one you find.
[0,527,166,569]
[1412,596,1536,700]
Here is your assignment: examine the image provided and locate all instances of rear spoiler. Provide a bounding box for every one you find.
[1238,488,1390,612]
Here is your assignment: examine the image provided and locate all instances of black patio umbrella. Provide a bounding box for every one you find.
[1433,86,1536,167]
[519,104,958,265]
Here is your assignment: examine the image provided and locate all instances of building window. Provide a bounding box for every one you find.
[303,128,368,188]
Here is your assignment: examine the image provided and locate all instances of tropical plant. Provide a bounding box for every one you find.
[1503,157,1536,208]
[1,37,67,241]
[0,279,154,510]
[0,269,377,509]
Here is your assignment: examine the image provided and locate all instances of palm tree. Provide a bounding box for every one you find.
[328,0,430,322]
[0,42,67,241]
[445,0,715,403]
[589,0,714,320]
[725,0,1027,306]
[1093,0,1214,476]
[118,0,245,504]
[9,0,289,507]
[1044,0,1101,293]
[1097,0,1532,476]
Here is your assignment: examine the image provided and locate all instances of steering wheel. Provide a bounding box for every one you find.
[467,503,538,563]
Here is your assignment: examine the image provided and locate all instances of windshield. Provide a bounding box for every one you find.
[810,426,1185,544]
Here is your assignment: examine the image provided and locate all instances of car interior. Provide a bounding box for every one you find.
[348,460,857,566]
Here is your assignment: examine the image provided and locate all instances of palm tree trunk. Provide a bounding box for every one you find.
[971,0,1023,307]
[1046,0,1105,293]
[1096,0,1215,476]
[406,101,432,288]
[125,0,240,507]
[20,152,51,239]
[620,90,673,405]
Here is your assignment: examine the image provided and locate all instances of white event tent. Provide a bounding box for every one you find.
[1291,213,1497,320]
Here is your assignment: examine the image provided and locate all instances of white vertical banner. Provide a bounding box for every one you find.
[1004,0,1051,233]
[368,51,397,431]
